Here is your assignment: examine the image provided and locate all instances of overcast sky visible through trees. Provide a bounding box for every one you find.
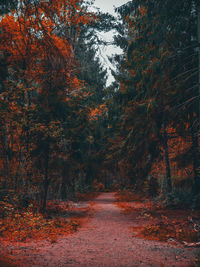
[93,0,130,85]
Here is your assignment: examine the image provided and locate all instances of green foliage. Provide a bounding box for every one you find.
[0,0,17,15]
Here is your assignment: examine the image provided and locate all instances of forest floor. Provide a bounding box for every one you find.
[0,192,200,267]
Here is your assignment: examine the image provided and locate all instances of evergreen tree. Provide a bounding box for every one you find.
[110,0,199,194]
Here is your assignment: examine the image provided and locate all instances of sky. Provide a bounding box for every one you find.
[92,0,130,85]
[94,0,129,15]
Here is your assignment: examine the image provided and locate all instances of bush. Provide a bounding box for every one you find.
[158,188,200,209]
[92,180,105,192]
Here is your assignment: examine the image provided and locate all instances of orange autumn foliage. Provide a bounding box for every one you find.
[89,103,108,120]
[150,126,194,183]
[0,198,95,242]
[0,0,97,212]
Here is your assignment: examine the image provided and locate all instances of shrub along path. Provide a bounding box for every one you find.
[0,192,199,266]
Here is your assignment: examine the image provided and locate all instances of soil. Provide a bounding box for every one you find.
[0,192,200,267]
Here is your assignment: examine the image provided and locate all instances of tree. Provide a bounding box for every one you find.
[0,0,97,209]
[109,0,199,195]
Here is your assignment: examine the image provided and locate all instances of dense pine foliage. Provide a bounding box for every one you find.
[107,0,200,204]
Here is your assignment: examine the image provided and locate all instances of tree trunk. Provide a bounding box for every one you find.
[78,171,83,193]
[71,176,75,198]
[85,168,92,191]
[193,4,200,194]
[190,112,200,194]
[191,129,199,193]
[2,128,9,191]
[162,122,172,193]
[42,147,50,212]
[198,4,200,118]
[60,162,68,200]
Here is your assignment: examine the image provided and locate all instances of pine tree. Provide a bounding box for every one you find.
[110,0,199,195]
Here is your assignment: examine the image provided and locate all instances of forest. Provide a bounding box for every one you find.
[0,0,200,266]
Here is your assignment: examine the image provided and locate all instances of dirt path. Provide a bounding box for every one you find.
[1,193,199,266]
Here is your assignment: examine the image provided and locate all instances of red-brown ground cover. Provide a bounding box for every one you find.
[115,191,200,245]
[0,192,97,266]
[0,192,99,242]
[0,202,89,243]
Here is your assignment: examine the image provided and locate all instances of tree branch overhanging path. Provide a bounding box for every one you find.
[1,193,199,267]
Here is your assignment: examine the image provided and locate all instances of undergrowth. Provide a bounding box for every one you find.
[75,192,100,202]
[0,201,80,242]
[0,192,97,243]
[157,190,200,210]
[138,218,200,243]
[115,190,200,244]
[115,190,147,202]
